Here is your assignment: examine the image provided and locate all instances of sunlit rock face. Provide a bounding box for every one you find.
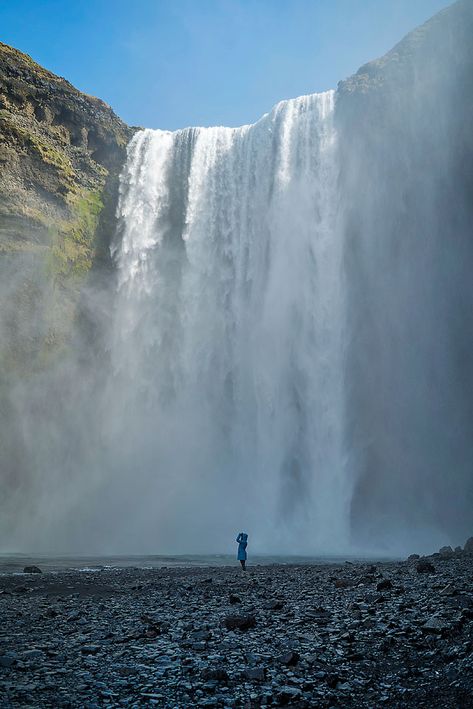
[1,1,473,556]
[337,0,473,551]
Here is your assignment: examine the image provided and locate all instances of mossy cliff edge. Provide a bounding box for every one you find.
[0,42,134,373]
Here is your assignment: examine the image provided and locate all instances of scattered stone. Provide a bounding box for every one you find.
[1,552,472,707]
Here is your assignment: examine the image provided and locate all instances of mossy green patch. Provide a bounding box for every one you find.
[48,189,104,285]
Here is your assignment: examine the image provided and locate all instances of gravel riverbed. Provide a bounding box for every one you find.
[1,554,473,707]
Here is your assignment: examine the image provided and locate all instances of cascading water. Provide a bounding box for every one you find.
[109,90,351,554]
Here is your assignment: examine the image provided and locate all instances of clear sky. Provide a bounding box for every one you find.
[1,0,450,130]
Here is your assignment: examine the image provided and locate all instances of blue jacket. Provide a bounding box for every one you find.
[236,532,248,560]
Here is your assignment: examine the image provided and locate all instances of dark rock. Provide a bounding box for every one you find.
[416,560,435,574]
[0,656,15,668]
[223,614,256,631]
[191,629,212,642]
[22,649,45,660]
[80,645,101,654]
[245,667,266,681]
[202,668,229,682]
[229,594,241,604]
[277,650,300,666]
[335,578,355,589]
[277,686,302,704]
[376,579,393,591]
[23,565,42,574]
[422,616,450,634]
[439,546,454,556]
[407,554,420,561]
[263,599,284,611]
[12,585,29,594]
[464,537,473,553]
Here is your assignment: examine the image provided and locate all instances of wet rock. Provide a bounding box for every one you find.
[422,616,450,634]
[416,560,436,574]
[13,585,29,594]
[245,667,266,681]
[277,686,302,704]
[223,614,256,631]
[439,546,454,556]
[191,629,212,641]
[23,565,42,574]
[277,650,300,666]
[0,655,15,668]
[335,578,355,589]
[202,668,229,682]
[229,593,241,604]
[464,537,473,553]
[22,649,45,661]
[376,579,393,591]
[80,645,101,654]
[407,554,420,561]
[263,599,284,610]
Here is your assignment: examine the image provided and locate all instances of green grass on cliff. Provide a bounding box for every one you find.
[48,189,104,284]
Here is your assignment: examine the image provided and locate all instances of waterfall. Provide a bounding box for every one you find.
[109,90,350,554]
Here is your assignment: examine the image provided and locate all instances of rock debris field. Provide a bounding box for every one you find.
[1,550,473,708]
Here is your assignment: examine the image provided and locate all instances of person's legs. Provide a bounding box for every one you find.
[240,560,246,570]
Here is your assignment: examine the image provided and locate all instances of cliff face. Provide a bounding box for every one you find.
[0,42,133,372]
[336,0,473,547]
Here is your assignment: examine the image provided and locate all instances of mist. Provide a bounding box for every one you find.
[1,0,472,557]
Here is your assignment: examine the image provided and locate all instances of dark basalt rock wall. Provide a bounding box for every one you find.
[336,0,473,547]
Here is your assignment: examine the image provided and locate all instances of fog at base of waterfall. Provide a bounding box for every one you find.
[2,3,473,557]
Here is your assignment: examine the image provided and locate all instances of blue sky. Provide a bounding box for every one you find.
[1,0,450,130]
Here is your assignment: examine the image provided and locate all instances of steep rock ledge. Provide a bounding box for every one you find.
[0,42,134,372]
[335,0,473,546]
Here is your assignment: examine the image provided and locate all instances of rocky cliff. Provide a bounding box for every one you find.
[0,42,133,372]
[336,0,473,547]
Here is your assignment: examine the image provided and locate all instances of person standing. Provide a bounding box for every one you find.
[236,532,248,570]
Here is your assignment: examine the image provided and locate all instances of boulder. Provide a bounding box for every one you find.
[439,546,454,556]
[416,560,435,574]
[23,565,42,574]
[223,614,256,631]
[464,537,473,553]
[245,667,266,681]
[277,650,300,666]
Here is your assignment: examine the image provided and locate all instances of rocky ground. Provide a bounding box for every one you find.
[1,552,473,708]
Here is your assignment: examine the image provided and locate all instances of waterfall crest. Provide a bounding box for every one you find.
[110,91,350,553]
